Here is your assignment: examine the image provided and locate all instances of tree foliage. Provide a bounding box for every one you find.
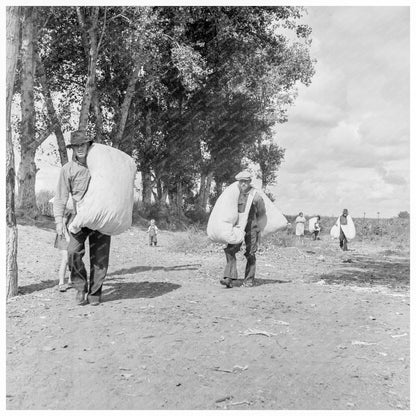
[397,211,410,219]
[12,5,315,219]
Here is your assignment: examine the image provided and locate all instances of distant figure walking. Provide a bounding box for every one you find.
[147,219,159,246]
[331,209,356,251]
[295,212,306,242]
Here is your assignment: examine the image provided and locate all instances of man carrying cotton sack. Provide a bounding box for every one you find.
[218,171,266,288]
[53,130,135,306]
[331,208,356,251]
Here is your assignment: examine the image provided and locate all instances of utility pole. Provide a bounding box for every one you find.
[363,212,367,237]
[377,211,381,237]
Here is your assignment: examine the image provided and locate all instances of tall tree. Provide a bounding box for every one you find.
[76,6,101,131]
[251,139,285,190]
[16,7,38,216]
[6,6,21,298]
[35,52,68,166]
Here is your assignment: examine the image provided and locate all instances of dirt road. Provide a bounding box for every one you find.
[6,224,410,410]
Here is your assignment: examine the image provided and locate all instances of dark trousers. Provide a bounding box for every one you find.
[224,229,259,282]
[339,228,348,251]
[149,235,157,246]
[68,228,111,298]
[312,231,320,240]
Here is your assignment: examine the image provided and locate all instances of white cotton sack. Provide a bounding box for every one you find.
[206,182,243,244]
[206,182,288,244]
[258,192,288,237]
[330,215,356,240]
[69,143,136,236]
[308,217,318,233]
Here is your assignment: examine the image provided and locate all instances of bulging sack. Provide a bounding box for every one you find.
[206,182,287,244]
[330,215,356,240]
[69,143,136,236]
[308,217,318,233]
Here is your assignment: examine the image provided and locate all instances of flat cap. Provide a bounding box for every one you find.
[235,170,252,181]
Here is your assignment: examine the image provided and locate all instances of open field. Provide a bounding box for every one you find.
[6,219,410,410]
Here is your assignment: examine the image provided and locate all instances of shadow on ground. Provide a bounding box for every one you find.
[19,280,57,294]
[102,281,181,302]
[315,255,410,289]
[108,263,201,276]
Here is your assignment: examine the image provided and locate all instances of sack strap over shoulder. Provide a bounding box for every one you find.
[236,188,256,230]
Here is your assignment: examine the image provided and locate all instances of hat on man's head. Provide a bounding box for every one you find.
[66,130,92,148]
[235,170,252,181]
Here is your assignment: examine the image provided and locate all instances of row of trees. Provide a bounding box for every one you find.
[6,6,315,297]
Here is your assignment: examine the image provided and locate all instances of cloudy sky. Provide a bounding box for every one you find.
[20,5,411,219]
[270,6,410,218]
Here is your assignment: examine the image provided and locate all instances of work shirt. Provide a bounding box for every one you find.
[53,159,91,224]
[340,215,348,225]
[237,189,266,231]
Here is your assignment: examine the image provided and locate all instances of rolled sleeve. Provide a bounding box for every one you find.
[53,168,70,223]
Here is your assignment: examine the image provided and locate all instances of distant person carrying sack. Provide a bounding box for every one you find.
[53,130,111,306]
[309,215,321,241]
[331,208,356,251]
[220,171,266,288]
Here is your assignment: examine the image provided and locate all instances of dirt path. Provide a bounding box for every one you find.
[6,224,410,410]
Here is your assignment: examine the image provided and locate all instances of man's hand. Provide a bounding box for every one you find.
[56,222,64,236]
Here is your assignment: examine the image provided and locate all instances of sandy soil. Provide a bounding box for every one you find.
[6,223,410,410]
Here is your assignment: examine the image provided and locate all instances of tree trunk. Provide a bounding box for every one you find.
[17,6,38,217]
[77,7,99,131]
[112,63,140,149]
[92,89,103,143]
[142,170,153,205]
[198,172,213,211]
[6,6,20,298]
[261,177,267,191]
[35,52,68,166]
[161,187,169,207]
[156,178,162,201]
[141,106,153,204]
[174,182,184,217]
[169,182,184,218]
[198,172,207,208]
[16,148,38,215]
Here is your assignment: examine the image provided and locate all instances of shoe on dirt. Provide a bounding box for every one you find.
[58,284,67,292]
[220,277,233,288]
[75,290,87,305]
[88,295,100,306]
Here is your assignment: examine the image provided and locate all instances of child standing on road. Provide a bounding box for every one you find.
[50,197,74,292]
[147,219,159,246]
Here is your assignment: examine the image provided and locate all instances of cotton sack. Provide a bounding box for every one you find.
[330,215,356,240]
[207,181,287,244]
[308,217,318,233]
[69,143,136,236]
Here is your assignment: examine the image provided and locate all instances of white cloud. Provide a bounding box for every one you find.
[273,7,409,218]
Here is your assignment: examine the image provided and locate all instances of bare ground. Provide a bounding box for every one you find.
[6,224,410,410]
